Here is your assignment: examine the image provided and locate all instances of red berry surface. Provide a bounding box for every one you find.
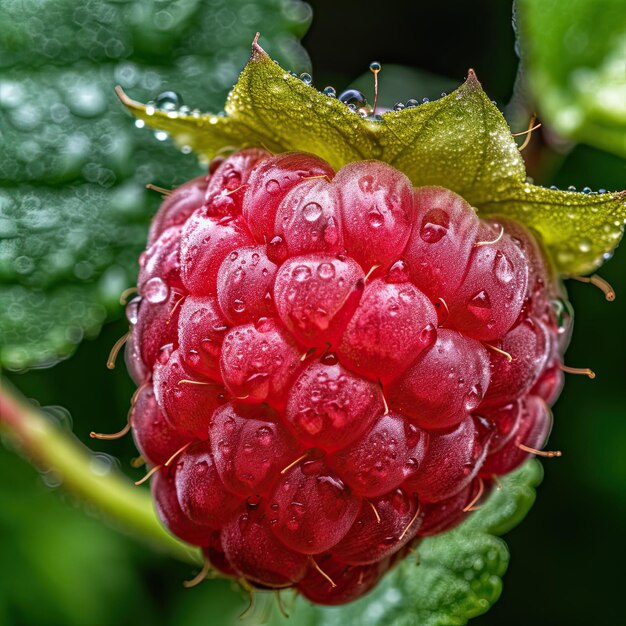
[126,150,568,603]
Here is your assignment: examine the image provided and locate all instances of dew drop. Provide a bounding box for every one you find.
[317,262,336,279]
[300,73,312,85]
[155,91,182,111]
[493,252,514,283]
[157,343,174,365]
[468,290,491,313]
[358,175,376,193]
[143,277,169,303]
[419,323,437,347]
[465,383,483,410]
[339,89,367,108]
[323,216,339,245]
[265,179,280,194]
[368,208,384,228]
[323,86,337,98]
[125,299,140,325]
[386,260,409,283]
[420,209,450,243]
[321,352,339,365]
[246,494,262,509]
[292,265,312,282]
[302,202,322,222]
[551,298,573,335]
[267,236,287,263]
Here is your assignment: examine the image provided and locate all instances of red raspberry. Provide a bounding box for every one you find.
[126,150,568,604]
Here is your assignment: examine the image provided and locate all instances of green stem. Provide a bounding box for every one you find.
[0,377,201,567]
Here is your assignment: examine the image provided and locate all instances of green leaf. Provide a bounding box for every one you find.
[0,0,312,370]
[0,448,155,626]
[0,380,199,566]
[120,40,626,278]
[516,0,626,158]
[266,461,543,626]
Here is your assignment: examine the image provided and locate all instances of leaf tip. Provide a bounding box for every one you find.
[465,68,483,90]
[251,32,267,63]
[114,85,141,114]
[114,85,129,105]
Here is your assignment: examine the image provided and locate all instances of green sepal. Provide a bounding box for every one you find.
[119,37,626,276]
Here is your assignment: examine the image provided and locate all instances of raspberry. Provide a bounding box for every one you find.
[126,151,568,604]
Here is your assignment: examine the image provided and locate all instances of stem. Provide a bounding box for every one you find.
[0,377,201,566]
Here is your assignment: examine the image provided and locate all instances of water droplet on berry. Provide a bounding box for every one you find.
[246,494,262,509]
[551,298,573,335]
[233,299,246,313]
[267,235,288,263]
[393,102,405,111]
[256,426,273,446]
[368,208,384,228]
[143,276,169,303]
[303,202,323,222]
[224,170,241,191]
[419,323,437,346]
[317,262,336,279]
[386,260,409,283]
[156,343,174,365]
[300,73,312,85]
[323,217,339,245]
[292,265,312,282]
[323,86,337,98]
[420,209,450,243]
[301,460,323,476]
[321,352,339,365]
[493,252,514,283]
[465,383,483,410]
[265,179,281,194]
[406,99,418,108]
[125,299,140,324]
[468,290,492,314]
[358,175,376,193]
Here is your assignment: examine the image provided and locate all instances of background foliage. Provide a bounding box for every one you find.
[1,0,625,625]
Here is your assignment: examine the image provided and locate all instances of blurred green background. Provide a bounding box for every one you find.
[1,0,625,624]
